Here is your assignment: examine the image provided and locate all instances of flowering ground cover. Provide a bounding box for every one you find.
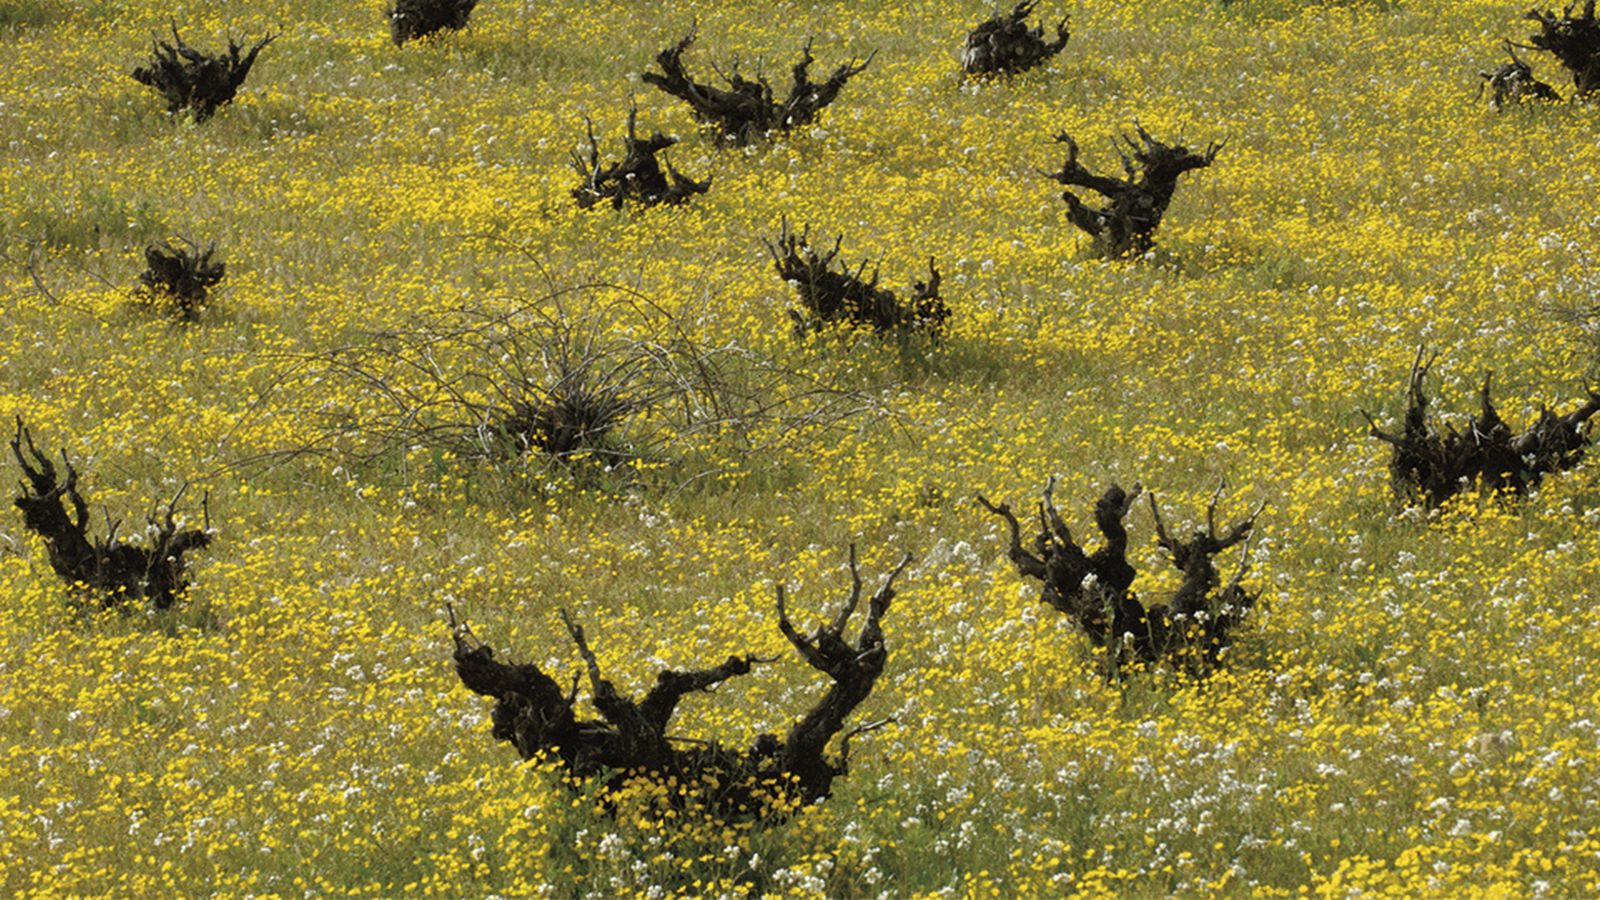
[4,0,1600,895]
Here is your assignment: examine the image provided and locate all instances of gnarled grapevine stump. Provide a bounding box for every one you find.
[1046,124,1222,258]
[571,106,710,210]
[452,547,912,814]
[1364,348,1600,508]
[961,2,1068,76]
[766,222,948,338]
[10,420,211,610]
[642,28,872,145]
[979,478,1264,677]
[130,25,274,120]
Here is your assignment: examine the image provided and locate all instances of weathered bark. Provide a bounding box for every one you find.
[978,478,1263,677]
[9,419,211,610]
[138,241,224,321]
[1364,348,1600,508]
[641,28,872,145]
[961,2,1069,76]
[571,106,710,210]
[1146,484,1261,674]
[1046,124,1222,258]
[450,547,911,814]
[130,25,274,121]
[1526,1,1600,96]
[1479,43,1563,107]
[389,0,477,45]
[766,221,948,338]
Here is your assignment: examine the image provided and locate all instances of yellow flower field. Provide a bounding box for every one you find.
[4,0,1600,895]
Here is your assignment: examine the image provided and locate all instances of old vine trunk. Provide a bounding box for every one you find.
[451,547,912,815]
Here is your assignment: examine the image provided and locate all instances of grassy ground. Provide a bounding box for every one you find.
[4,0,1600,895]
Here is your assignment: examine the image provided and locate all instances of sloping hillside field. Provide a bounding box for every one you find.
[5,0,1600,895]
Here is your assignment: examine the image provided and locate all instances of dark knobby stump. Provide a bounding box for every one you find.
[1526,1,1600,97]
[1364,348,1600,509]
[389,0,478,45]
[1045,123,1223,259]
[641,28,873,145]
[137,241,224,321]
[978,479,1265,678]
[1479,43,1563,107]
[961,2,1069,76]
[450,547,912,816]
[571,107,710,210]
[766,221,948,339]
[9,420,212,610]
[130,25,275,121]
